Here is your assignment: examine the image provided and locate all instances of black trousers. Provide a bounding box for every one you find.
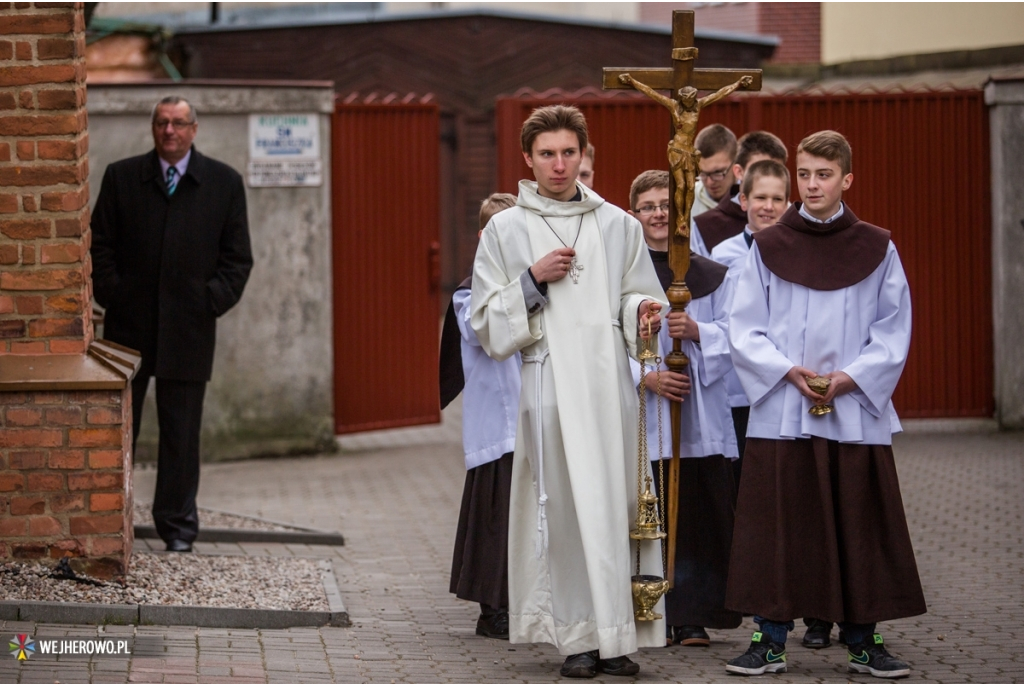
[731,405,750,488]
[132,368,206,544]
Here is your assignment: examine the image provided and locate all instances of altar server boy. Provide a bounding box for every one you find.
[712,159,789,466]
[627,170,742,648]
[724,131,926,678]
[692,131,788,257]
[441,193,520,640]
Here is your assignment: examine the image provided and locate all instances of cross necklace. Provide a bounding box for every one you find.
[540,214,585,284]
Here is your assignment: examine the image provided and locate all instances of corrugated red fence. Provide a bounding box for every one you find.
[332,103,442,434]
[496,90,992,419]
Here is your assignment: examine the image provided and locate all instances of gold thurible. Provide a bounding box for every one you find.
[630,328,670,621]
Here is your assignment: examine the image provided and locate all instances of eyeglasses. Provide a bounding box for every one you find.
[635,203,670,215]
[699,168,730,182]
[153,119,195,130]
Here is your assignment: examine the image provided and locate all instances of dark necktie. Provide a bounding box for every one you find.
[166,166,178,196]
[743,231,753,248]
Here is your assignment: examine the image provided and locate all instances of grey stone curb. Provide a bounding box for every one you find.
[15,601,138,625]
[133,505,345,545]
[133,524,345,546]
[0,561,349,629]
[321,559,350,627]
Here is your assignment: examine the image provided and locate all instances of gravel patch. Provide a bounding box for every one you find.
[0,554,328,611]
[133,501,298,532]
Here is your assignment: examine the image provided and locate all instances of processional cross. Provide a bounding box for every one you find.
[603,10,761,587]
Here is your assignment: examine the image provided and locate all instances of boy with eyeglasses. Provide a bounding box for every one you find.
[627,169,742,650]
[692,131,788,257]
[691,124,737,220]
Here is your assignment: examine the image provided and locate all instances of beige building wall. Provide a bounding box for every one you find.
[822,2,1024,64]
[383,2,641,23]
[96,1,642,24]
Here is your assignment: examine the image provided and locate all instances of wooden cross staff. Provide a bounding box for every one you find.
[603,10,762,589]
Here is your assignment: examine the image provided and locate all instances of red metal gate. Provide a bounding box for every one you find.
[332,103,442,434]
[496,90,992,419]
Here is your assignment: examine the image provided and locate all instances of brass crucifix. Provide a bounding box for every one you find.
[603,9,762,589]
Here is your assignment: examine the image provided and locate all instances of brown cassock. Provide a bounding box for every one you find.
[726,438,926,624]
[724,203,926,625]
[693,184,747,252]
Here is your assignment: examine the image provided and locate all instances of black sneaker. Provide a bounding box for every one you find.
[726,632,787,675]
[847,634,911,679]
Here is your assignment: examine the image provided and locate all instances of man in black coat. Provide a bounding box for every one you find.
[91,96,253,552]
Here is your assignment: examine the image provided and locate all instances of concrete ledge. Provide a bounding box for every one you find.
[138,604,334,629]
[15,601,138,625]
[900,418,999,434]
[322,559,351,627]
[133,524,345,546]
[0,601,21,621]
[0,561,349,628]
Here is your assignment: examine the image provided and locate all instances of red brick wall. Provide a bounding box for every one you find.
[0,388,132,577]
[758,2,821,64]
[646,3,760,35]
[1,2,133,579]
[645,3,822,65]
[0,0,91,354]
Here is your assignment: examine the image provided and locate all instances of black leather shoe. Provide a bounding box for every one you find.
[671,625,711,646]
[475,610,509,639]
[597,654,640,676]
[165,539,192,553]
[802,619,833,649]
[560,651,598,678]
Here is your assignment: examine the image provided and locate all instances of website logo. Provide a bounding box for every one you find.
[9,634,34,661]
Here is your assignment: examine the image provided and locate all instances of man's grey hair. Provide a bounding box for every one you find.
[151,96,198,124]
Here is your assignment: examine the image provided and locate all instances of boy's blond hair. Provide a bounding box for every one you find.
[797,130,852,176]
[584,142,595,161]
[479,193,517,230]
[741,159,790,198]
[629,170,669,210]
[520,105,589,155]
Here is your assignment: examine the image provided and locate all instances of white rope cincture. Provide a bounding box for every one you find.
[521,348,551,558]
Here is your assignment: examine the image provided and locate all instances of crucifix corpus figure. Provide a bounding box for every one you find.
[617,72,753,239]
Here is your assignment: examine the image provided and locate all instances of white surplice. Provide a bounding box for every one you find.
[710,229,750,271]
[712,229,753,409]
[728,242,911,445]
[453,288,522,470]
[470,180,667,657]
[629,281,738,461]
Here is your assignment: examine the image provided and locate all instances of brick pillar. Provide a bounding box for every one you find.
[0,2,138,578]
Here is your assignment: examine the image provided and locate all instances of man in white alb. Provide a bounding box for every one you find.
[471,105,667,679]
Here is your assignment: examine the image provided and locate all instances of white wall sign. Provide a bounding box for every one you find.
[247,113,322,187]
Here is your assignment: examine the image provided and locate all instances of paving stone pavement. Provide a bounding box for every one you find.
[2,404,1022,683]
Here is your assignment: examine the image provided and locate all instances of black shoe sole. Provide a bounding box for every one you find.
[802,639,831,649]
[560,667,597,678]
[680,635,711,647]
[475,624,508,640]
[597,662,640,676]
